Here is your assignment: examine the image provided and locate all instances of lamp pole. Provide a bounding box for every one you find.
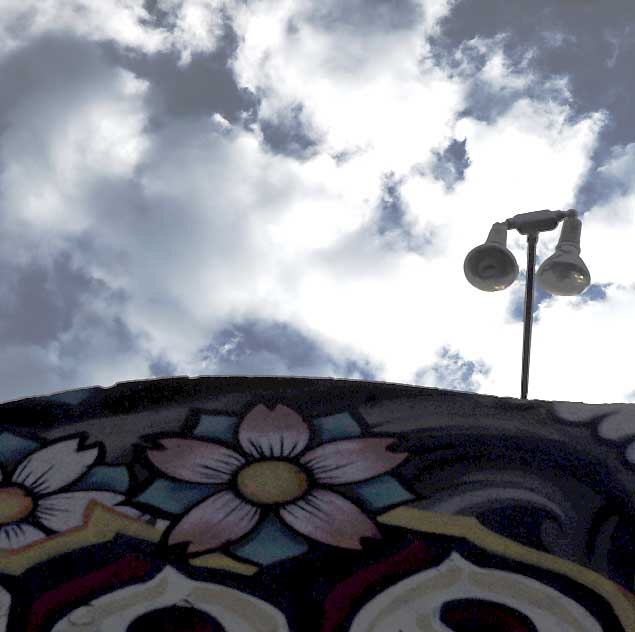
[505,210,571,400]
[520,232,538,400]
[465,209,590,401]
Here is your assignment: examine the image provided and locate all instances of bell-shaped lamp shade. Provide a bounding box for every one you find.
[537,215,590,295]
[464,222,519,291]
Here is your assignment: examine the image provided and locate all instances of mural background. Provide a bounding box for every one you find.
[0,375,633,630]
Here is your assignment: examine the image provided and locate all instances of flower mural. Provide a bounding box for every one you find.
[0,435,140,549]
[141,404,410,556]
[0,382,634,631]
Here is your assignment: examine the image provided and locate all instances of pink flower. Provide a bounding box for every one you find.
[147,404,408,554]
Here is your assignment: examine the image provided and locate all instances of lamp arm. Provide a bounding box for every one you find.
[504,209,572,235]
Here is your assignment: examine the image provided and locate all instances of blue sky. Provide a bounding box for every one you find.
[0,0,633,404]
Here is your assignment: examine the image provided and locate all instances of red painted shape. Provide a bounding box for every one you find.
[26,554,152,631]
[320,540,438,632]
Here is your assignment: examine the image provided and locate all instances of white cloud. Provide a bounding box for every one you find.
[305,95,606,391]
[0,0,167,57]
[231,0,465,178]
[154,0,229,64]
[0,0,631,405]
[0,0,230,63]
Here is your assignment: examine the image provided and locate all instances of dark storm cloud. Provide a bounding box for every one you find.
[100,17,259,131]
[413,345,491,392]
[429,39,565,126]
[429,137,471,191]
[141,0,172,27]
[0,254,141,403]
[0,32,154,402]
[376,172,436,255]
[0,33,110,131]
[259,102,322,160]
[427,0,635,212]
[102,12,322,161]
[456,74,538,124]
[304,0,423,32]
[149,355,179,378]
[0,253,104,345]
[199,319,378,379]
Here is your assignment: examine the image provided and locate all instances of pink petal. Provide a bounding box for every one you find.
[36,491,141,531]
[279,489,380,549]
[12,438,99,495]
[168,491,260,554]
[147,438,244,483]
[238,404,309,458]
[300,438,408,484]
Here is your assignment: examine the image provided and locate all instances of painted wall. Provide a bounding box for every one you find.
[0,376,633,630]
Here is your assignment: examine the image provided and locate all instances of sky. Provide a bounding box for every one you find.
[0,0,634,405]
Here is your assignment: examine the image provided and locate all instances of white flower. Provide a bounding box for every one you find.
[0,438,139,549]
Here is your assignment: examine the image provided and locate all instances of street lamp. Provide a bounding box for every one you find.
[464,209,591,400]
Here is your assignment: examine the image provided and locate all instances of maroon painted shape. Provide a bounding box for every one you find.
[320,540,439,632]
[26,555,152,631]
[441,599,537,631]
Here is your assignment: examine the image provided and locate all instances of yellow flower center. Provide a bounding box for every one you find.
[237,460,309,505]
[0,487,34,525]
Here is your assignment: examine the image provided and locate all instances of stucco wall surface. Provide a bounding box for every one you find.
[0,376,633,630]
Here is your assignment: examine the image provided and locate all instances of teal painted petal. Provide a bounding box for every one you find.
[344,475,415,512]
[0,433,40,471]
[134,478,221,514]
[193,414,239,443]
[71,465,130,493]
[230,514,309,565]
[309,412,361,445]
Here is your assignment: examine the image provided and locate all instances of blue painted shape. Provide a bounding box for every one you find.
[310,412,361,445]
[344,475,415,512]
[230,514,309,565]
[193,414,239,443]
[0,433,40,470]
[134,478,221,514]
[71,465,130,493]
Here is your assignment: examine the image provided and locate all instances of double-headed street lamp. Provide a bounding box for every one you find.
[464,209,591,400]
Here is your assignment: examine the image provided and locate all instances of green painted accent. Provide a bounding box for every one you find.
[72,465,130,493]
[345,475,415,512]
[134,478,221,514]
[194,415,239,443]
[0,433,40,471]
[230,514,309,565]
[310,412,362,445]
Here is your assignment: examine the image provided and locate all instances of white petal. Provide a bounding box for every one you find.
[0,523,46,549]
[12,438,99,495]
[36,491,136,531]
[0,583,10,619]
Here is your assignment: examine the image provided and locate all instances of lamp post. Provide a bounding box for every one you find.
[464,209,591,400]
